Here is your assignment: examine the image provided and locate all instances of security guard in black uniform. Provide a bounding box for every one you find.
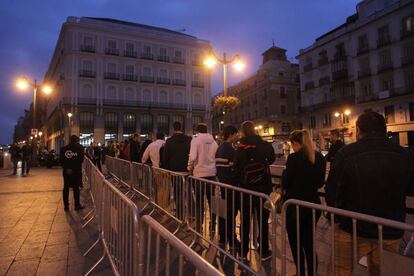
[60,135,85,211]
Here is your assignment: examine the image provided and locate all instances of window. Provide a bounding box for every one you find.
[265,107,268,117]
[106,86,117,99]
[362,83,372,96]
[175,71,183,80]
[280,87,286,98]
[104,112,118,130]
[172,115,184,129]
[281,105,286,114]
[193,73,200,81]
[79,111,94,131]
[157,115,169,134]
[144,45,151,54]
[108,63,116,73]
[378,25,390,42]
[83,60,92,71]
[143,67,151,76]
[125,88,134,100]
[160,48,167,56]
[384,105,395,123]
[84,37,93,46]
[123,113,136,133]
[159,91,168,103]
[125,65,134,74]
[358,34,369,51]
[381,78,393,91]
[405,71,414,92]
[409,102,414,121]
[126,42,134,51]
[323,113,331,128]
[108,40,117,49]
[143,90,151,103]
[193,93,201,105]
[175,50,182,57]
[159,69,168,78]
[309,116,316,129]
[192,116,203,129]
[141,114,153,133]
[403,16,413,32]
[175,92,183,103]
[378,50,392,66]
[335,43,346,58]
[82,84,92,98]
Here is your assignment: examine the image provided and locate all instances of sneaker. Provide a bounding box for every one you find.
[64,206,69,211]
[75,205,85,211]
[261,250,272,261]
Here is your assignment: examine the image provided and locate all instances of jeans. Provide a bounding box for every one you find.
[218,188,240,247]
[193,176,216,235]
[21,158,30,175]
[63,172,82,207]
[12,158,19,174]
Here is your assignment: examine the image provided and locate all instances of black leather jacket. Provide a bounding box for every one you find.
[326,134,414,239]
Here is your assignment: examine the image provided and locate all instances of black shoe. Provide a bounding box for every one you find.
[261,250,272,261]
[75,205,84,211]
[64,206,69,211]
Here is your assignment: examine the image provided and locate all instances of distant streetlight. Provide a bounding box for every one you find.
[67,112,73,136]
[334,109,352,125]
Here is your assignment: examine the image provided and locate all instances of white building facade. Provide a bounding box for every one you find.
[42,17,212,148]
[297,0,414,147]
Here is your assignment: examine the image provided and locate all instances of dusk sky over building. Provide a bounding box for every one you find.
[0,0,360,144]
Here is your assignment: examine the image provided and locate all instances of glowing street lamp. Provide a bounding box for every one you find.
[67,113,73,136]
[334,109,352,125]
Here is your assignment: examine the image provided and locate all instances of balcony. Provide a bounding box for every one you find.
[376,36,391,49]
[105,48,120,56]
[358,68,371,80]
[192,81,204,88]
[157,55,170,62]
[401,28,414,40]
[124,50,137,58]
[172,79,186,86]
[304,81,315,91]
[357,45,370,56]
[377,62,393,74]
[331,58,348,80]
[80,44,96,53]
[193,104,206,111]
[173,57,185,64]
[319,76,330,86]
[401,54,414,67]
[122,74,138,82]
[301,95,355,112]
[192,60,201,66]
[157,78,171,85]
[141,52,154,60]
[63,97,96,105]
[101,99,187,109]
[79,70,96,78]
[140,76,154,83]
[318,56,329,67]
[304,63,313,73]
[104,72,120,80]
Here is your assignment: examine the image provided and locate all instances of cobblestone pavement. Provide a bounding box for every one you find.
[0,166,113,276]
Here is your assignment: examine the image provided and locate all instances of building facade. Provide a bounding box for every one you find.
[213,45,301,141]
[42,17,212,149]
[297,0,414,148]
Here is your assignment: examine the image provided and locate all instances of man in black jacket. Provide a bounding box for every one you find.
[233,121,276,261]
[325,129,345,162]
[60,135,85,211]
[21,142,32,176]
[130,133,141,162]
[9,143,21,175]
[162,122,191,219]
[140,132,154,164]
[326,111,414,275]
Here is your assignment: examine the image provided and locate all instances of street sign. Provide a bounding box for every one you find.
[31,129,38,136]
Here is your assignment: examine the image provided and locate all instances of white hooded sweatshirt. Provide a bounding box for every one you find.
[187,133,218,177]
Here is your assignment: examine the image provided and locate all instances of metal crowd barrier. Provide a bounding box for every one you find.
[280,199,414,276]
[140,215,224,276]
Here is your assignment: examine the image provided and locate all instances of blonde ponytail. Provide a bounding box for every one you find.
[289,129,316,164]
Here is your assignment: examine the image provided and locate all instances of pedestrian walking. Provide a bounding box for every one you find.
[233,120,275,261]
[215,125,241,251]
[161,121,192,219]
[141,132,166,168]
[93,142,102,172]
[325,129,345,162]
[60,135,85,211]
[21,142,31,176]
[9,143,21,175]
[325,111,414,276]
[187,123,218,234]
[130,133,141,162]
[282,129,326,276]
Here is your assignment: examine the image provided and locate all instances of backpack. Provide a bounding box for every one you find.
[242,146,270,186]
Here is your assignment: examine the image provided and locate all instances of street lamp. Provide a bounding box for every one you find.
[67,112,73,137]
[334,109,352,125]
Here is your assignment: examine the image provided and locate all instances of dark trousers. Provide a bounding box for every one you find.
[194,176,216,234]
[218,189,240,247]
[12,159,19,174]
[92,158,102,172]
[21,159,30,175]
[286,208,321,276]
[63,173,81,207]
[241,194,270,256]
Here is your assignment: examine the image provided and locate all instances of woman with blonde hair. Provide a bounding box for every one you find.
[282,129,326,276]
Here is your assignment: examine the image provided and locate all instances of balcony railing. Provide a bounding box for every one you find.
[192,81,204,88]
[79,70,96,78]
[192,60,201,66]
[105,48,120,56]
[401,54,414,67]
[172,79,186,86]
[124,50,137,58]
[157,55,170,62]
[122,74,138,82]
[104,72,120,80]
[318,56,329,67]
[304,82,315,90]
[357,45,370,56]
[100,99,187,109]
[377,62,393,74]
[358,68,371,79]
[63,97,96,105]
[304,63,313,73]
[80,44,96,53]
[157,78,171,85]
[319,76,330,86]
[173,57,185,64]
[377,36,391,49]
[401,28,414,40]
[331,58,348,80]
[140,76,154,83]
[141,52,154,60]
[192,104,206,111]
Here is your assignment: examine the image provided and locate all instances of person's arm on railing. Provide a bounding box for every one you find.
[141,144,151,164]
[187,139,197,173]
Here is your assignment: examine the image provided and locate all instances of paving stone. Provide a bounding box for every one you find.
[47,232,69,245]
[16,242,45,260]
[0,256,14,275]
[0,241,23,257]
[6,259,39,276]
[42,244,68,262]
[36,259,67,276]
[25,231,50,244]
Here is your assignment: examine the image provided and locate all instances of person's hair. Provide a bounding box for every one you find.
[70,135,79,144]
[133,133,139,138]
[289,129,315,164]
[223,125,238,140]
[330,129,340,137]
[356,111,386,136]
[156,132,165,140]
[173,121,182,132]
[196,123,208,133]
[241,121,256,137]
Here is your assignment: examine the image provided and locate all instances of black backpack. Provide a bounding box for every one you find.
[242,146,270,186]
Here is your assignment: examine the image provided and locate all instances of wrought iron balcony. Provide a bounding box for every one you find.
[357,68,371,80]
[172,79,186,86]
[122,74,138,82]
[304,81,315,91]
[79,70,96,78]
[173,57,185,64]
[157,78,171,85]
[192,81,204,88]
[317,57,329,67]
[80,44,96,53]
[124,50,137,58]
[141,52,154,60]
[104,72,120,80]
[303,63,313,73]
[401,28,414,40]
[377,36,391,49]
[140,76,154,83]
[105,48,120,56]
[377,61,393,74]
[319,76,331,86]
[157,55,170,62]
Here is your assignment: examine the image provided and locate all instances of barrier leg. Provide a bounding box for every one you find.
[82,208,94,221]
[83,236,101,256]
[82,215,95,229]
[84,251,106,276]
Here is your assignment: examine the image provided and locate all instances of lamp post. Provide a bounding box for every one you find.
[67,112,73,137]
[334,109,351,126]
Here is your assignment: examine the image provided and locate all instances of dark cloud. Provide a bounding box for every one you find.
[0,0,359,144]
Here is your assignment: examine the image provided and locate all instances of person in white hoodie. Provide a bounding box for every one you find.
[141,132,165,168]
[187,123,218,233]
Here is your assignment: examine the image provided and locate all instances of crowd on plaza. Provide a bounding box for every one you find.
[12,111,414,275]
